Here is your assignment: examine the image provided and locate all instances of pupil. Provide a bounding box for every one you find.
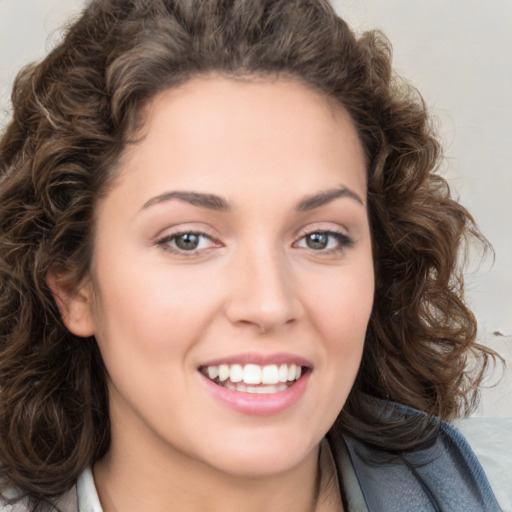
[307,233,328,249]
[176,233,199,250]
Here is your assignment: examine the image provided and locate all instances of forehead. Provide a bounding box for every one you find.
[107,75,367,213]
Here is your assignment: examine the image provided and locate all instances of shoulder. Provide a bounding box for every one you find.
[0,485,78,512]
[329,403,504,512]
[0,494,29,511]
[454,416,512,512]
[0,484,26,512]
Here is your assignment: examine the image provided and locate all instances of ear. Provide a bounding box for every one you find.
[46,271,96,337]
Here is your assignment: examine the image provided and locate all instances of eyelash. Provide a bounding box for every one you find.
[156,229,354,256]
[156,231,220,255]
[294,229,354,254]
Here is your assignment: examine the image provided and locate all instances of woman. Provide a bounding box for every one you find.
[0,0,503,510]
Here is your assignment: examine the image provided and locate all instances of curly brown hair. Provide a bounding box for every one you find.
[0,0,495,507]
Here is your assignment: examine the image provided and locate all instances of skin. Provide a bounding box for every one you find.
[58,76,374,512]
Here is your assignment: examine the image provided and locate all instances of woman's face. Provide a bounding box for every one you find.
[71,76,374,478]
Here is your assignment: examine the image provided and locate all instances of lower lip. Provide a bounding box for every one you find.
[199,372,310,416]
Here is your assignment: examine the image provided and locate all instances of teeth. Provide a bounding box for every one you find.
[243,364,262,384]
[230,364,243,383]
[287,364,297,382]
[278,364,288,383]
[245,384,288,394]
[202,363,304,388]
[218,364,230,382]
[262,365,279,385]
[207,366,219,380]
[220,382,288,394]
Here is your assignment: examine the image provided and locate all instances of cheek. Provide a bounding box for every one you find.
[88,266,223,420]
[305,257,374,388]
[309,262,374,339]
[90,260,222,361]
[297,260,374,430]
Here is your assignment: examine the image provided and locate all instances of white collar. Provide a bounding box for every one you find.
[77,468,103,512]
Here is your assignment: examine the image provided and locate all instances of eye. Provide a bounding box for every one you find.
[157,231,218,254]
[295,230,353,252]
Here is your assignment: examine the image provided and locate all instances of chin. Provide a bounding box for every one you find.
[195,427,321,479]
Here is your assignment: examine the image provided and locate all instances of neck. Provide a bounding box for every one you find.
[94,437,322,512]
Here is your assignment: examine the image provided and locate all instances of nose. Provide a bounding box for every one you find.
[224,243,302,333]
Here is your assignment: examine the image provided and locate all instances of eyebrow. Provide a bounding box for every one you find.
[141,191,230,211]
[296,187,364,211]
[141,185,364,213]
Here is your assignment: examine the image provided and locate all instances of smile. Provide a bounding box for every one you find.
[199,363,304,395]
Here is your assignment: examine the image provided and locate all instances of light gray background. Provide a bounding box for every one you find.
[0,0,510,415]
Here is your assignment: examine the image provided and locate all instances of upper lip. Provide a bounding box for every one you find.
[198,352,313,369]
